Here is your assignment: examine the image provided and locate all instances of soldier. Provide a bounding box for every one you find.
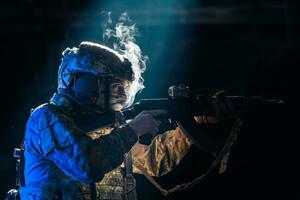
[19,41,194,199]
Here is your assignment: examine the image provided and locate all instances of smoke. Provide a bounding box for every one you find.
[102,12,148,107]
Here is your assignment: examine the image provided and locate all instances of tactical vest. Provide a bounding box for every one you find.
[71,108,137,200]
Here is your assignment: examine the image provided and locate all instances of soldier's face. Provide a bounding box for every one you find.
[109,78,131,111]
[94,76,131,111]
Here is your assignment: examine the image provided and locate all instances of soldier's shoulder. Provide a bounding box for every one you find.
[27,103,66,130]
[30,103,49,113]
[30,103,67,117]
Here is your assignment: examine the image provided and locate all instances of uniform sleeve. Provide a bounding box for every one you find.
[131,127,192,177]
[87,125,137,179]
[38,108,137,184]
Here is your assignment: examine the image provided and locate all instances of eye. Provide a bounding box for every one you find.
[111,82,123,89]
[110,78,131,93]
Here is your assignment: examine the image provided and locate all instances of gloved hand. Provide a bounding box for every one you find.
[127,109,168,137]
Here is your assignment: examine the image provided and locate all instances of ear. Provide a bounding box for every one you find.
[73,75,99,105]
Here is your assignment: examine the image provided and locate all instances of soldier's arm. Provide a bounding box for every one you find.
[131,127,192,177]
[39,109,137,184]
[129,110,224,177]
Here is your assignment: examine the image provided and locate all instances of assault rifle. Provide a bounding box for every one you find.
[123,85,284,117]
[123,85,284,147]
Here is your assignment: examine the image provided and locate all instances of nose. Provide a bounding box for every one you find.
[112,83,126,95]
[117,85,125,94]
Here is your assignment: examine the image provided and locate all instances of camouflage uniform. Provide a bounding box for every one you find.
[20,92,191,200]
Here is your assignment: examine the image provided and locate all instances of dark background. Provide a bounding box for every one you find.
[0,0,298,199]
